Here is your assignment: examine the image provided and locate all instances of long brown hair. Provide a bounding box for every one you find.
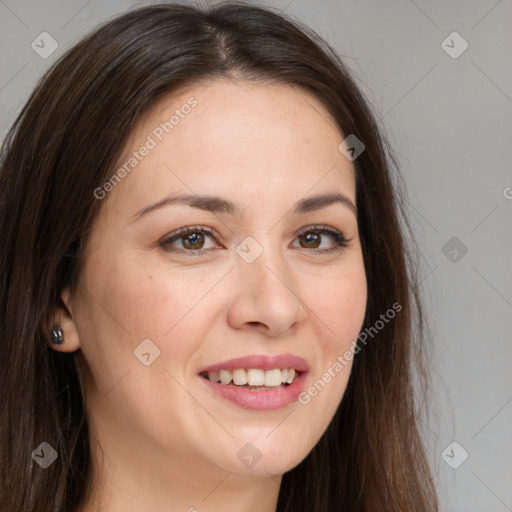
[0,2,438,510]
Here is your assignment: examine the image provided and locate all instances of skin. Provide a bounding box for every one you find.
[52,78,367,512]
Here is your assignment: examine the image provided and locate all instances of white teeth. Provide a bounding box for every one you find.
[264,369,282,387]
[232,369,248,385]
[247,369,265,386]
[205,368,298,387]
[208,370,220,383]
[219,370,232,385]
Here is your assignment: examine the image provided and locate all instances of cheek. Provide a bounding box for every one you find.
[306,262,367,353]
[293,263,366,442]
[85,253,229,362]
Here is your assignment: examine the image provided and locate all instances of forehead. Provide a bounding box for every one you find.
[105,79,356,218]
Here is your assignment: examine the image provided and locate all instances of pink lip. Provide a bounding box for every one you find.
[198,353,309,411]
[200,353,309,373]
[199,371,308,411]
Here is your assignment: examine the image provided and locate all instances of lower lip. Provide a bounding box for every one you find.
[199,372,308,411]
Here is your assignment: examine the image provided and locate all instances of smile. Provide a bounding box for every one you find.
[198,354,309,410]
[201,367,299,388]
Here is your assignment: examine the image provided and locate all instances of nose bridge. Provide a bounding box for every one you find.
[237,231,292,290]
[228,232,305,335]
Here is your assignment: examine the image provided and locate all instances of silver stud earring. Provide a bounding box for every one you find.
[50,322,64,346]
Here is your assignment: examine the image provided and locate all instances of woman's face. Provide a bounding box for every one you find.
[63,79,367,481]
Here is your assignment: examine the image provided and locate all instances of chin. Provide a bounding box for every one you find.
[217,437,314,478]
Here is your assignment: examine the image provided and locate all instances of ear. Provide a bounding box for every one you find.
[46,287,81,353]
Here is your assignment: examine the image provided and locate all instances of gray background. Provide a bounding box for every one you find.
[1,0,511,510]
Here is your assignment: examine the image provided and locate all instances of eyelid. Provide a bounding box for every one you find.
[161,225,221,242]
[295,224,344,237]
[293,224,350,250]
[159,225,223,252]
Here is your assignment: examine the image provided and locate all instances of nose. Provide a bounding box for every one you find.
[226,243,307,337]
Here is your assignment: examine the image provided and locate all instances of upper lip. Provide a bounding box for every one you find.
[200,353,309,374]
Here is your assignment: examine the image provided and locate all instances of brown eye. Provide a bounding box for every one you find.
[298,232,321,249]
[181,232,205,250]
[293,226,349,253]
[160,226,220,254]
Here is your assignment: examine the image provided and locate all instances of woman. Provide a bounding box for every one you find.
[0,2,439,511]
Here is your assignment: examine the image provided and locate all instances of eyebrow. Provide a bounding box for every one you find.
[131,191,356,222]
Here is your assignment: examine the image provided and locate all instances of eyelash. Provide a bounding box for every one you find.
[159,225,350,256]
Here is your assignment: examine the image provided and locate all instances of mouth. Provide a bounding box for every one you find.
[198,354,309,410]
[200,367,301,390]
